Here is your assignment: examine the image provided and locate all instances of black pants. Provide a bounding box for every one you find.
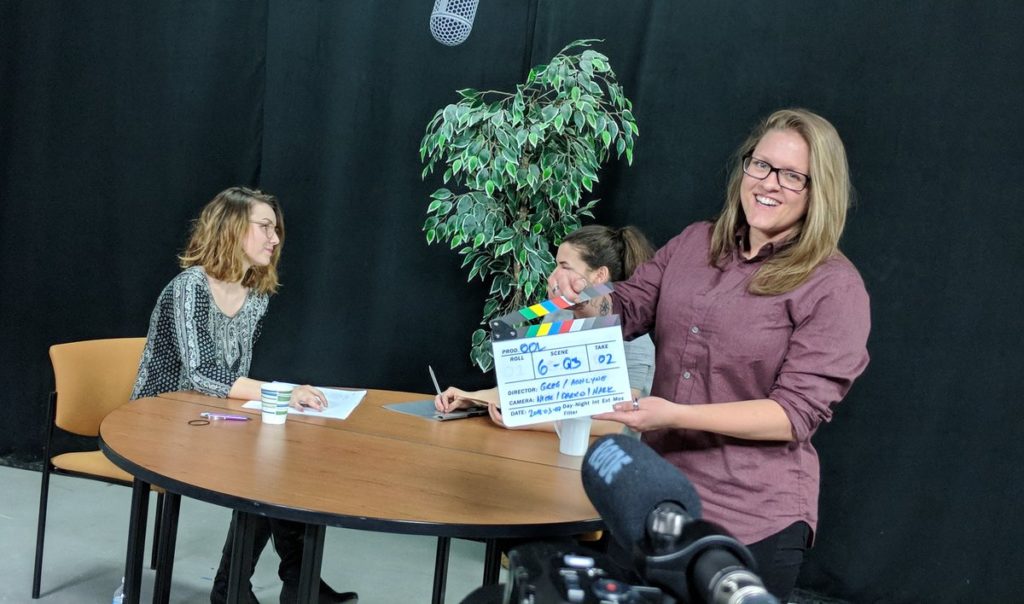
[210,516,307,604]
[744,521,812,602]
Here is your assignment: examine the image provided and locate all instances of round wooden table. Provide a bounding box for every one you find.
[101,389,602,603]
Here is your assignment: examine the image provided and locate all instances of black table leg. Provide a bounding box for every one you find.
[482,539,501,585]
[123,478,150,604]
[152,492,181,604]
[432,536,451,604]
[297,523,326,603]
[226,511,257,604]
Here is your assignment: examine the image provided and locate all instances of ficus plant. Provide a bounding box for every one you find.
[419,39,638,371]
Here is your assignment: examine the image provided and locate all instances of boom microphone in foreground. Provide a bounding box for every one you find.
[582,435,779,604]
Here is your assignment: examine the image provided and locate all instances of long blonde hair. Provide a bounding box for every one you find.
[178,186,284,294]
[710,108,851,295]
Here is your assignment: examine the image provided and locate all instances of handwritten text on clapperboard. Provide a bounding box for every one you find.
[493,324,631,427]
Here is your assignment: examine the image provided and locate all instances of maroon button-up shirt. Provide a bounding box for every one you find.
[612,222,870,544]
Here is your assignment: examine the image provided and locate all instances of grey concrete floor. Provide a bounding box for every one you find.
[0,465,494,603]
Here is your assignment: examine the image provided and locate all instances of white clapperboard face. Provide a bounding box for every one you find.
[490,284,632,427]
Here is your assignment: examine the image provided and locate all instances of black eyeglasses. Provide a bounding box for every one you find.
[250,221,281,238]
[742,156,811,192]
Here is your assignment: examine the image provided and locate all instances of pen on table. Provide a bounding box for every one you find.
[200,412,251,421]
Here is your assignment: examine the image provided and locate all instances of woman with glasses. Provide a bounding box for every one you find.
[131,187,357,603]
[551,109,870,600]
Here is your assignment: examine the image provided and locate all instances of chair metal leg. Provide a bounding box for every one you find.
[31,461,53,599]
[32,392,57,600]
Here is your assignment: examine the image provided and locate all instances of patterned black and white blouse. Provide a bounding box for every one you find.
[131,266,269,399]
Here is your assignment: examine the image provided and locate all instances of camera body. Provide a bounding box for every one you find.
[502,539,672,604]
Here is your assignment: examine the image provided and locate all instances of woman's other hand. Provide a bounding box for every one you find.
[548,267,590,302]
[593,396,678,432]
[291,384,327,412]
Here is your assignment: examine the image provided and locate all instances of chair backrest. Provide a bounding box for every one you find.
[49,337,146,436]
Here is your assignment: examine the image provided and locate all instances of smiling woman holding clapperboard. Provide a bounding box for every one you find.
[130,187,356,604]
[552,109,871,601]
[434,224,656,434]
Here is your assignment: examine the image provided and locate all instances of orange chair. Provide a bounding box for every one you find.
[31,338,164,598]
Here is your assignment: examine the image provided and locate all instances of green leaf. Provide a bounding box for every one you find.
[485,180,496,197]
[528,131,539,147]
[504,161,517,178]
[430,188,453,200]
[495,127,510,147]
[625,147,633,165]
[426,228,436,244]
[601,130,612,148]
[472,233,485,248]
[457,88,479,100]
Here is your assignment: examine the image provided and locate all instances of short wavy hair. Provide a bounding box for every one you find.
[710,108,851,295]
[178,186,284,294]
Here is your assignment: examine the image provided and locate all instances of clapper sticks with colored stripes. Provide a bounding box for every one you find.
[489,283,632,427]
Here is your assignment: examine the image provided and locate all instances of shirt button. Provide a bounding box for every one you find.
[690,326,700,334]
[683,371,692,379]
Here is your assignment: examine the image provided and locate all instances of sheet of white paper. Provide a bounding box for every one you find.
[243,387,366,420]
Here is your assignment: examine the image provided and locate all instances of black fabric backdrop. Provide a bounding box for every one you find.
[2,1,1021,601]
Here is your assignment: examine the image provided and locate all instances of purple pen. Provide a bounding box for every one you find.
[200,412,251,421]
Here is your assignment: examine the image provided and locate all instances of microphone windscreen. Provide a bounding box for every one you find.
[582,434,702,550]
[430,0,479,46]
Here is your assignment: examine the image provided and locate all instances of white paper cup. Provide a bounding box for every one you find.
[554,416,592,456]
[260,383,293,425]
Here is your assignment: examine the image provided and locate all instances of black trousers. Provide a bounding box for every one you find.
[210,516,307,604]
[744,521,812,602]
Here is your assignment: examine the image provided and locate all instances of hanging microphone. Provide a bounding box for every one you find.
[582,435,779,604]
[430,0,479,46]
